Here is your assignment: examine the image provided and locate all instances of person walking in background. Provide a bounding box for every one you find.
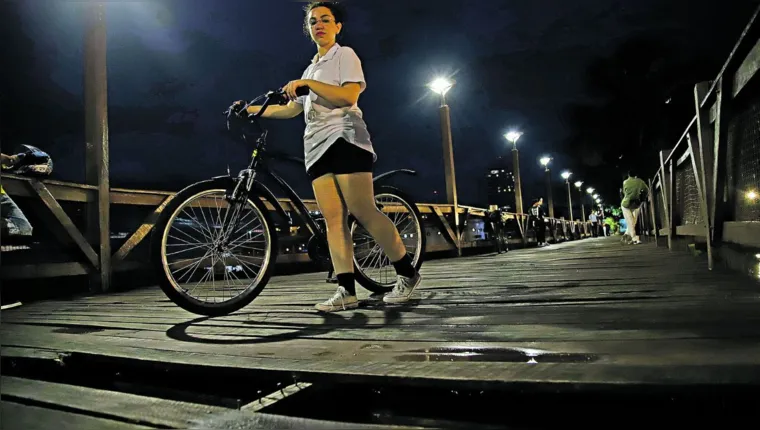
[588,211,598,237]
[529,198,547,247]
[620,170,649,245]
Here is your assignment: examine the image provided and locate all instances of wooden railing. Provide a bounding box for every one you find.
[1,173,592,290]
[646,6,760,269]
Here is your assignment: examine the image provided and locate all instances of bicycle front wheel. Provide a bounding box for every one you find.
[351,186,425,294]
[150,179,278,316]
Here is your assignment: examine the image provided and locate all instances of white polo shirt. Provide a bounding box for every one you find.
[296,43,375,171]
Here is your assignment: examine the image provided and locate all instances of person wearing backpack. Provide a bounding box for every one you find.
[620,170,649,245]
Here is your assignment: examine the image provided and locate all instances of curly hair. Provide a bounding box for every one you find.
[303,1,346,38]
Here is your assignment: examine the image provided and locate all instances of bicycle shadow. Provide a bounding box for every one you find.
[165,299,420,345]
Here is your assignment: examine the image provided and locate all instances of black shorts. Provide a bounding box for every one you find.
[307,138,374,181]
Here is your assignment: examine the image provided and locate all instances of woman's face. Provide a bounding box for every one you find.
[307,6,342,46]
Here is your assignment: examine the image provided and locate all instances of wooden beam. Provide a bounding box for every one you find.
[112,195,174,264]
[691,83,714,270]
[431,205,459,249]
[84,2,111,292]
[648,178,659,246]
[732,28,760,98]
[28,181,100,270]
[1,262,91,280]
[659,151,673,250]
[711,77,731,243]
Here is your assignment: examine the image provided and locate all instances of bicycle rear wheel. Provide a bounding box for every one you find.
[352,186,425,294]
[150,179,278,316]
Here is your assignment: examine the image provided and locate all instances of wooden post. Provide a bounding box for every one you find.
[84,2,111,292]
[689,89,714,270]
[545,168,554,218]
[439,104,460,255]
[648,178,658,246]
[512,148,523,215]
[659,151,673,250]
[711,76,731,244]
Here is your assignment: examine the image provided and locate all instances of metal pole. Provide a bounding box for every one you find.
[84,2,111,292]
[439,102,460,254]
[566,180,574,222]
[545,168,554,218]
[513,147,523,214]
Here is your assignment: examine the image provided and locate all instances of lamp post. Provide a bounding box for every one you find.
[428,78,459,250]
[561,171,573,221]
[540,156,554,218]
[505,131,524,214]
[574,181,585,235]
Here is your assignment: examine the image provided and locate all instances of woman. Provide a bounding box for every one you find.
[240,1,420,312]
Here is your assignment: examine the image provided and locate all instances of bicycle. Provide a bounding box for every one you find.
[149,88,426,316]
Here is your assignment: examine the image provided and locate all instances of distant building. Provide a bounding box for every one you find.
[486,167,515,210]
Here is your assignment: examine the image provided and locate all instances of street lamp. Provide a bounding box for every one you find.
[428,78,454,106]
[504,130,524,214]
[540,156,554,218]
[429,77,459,252]
[561,171,574,221]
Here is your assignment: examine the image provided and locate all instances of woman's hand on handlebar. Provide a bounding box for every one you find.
[282,79,310,101]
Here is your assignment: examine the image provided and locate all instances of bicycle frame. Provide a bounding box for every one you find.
[224,91,418,259]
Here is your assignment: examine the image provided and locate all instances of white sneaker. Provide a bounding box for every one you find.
[314,287,358,312]
[383,273,422,304]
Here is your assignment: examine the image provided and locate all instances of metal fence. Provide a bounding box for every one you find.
[647,7,760,269]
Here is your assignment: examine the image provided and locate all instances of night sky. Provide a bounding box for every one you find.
[2,0,758,210]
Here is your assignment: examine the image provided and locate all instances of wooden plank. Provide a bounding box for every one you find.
[27,180,99,270]
[1,262,91,279]
[112,195,173,264]
[722,221,760,247]
[1,376,230,429]
[659,151,673,250]
[675,224,707,237]
[1,401,152,430]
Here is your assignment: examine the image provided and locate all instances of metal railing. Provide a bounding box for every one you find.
[647,6,760,269]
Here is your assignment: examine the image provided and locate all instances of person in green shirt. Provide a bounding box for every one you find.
[620,170,649,244]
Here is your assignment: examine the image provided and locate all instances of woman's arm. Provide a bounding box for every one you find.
[305,80,361,107]
[246,101,303,119]
[283,80,361,107]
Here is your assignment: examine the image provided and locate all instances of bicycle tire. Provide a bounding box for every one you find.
[150,178,278,316]
[352,186,426,293]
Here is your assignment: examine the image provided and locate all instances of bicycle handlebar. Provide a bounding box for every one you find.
[224,87,310,120]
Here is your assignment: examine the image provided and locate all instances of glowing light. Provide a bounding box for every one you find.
[586,187,595,194]
[593,194,599,199]
[504,131,523,144]
[539,156,551,167]
[428,77,454,95]
[746,190,759,201]
[561,171,572,180]
[574,181,584,188]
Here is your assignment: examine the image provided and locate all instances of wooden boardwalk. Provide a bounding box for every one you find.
[2,237,760,428]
